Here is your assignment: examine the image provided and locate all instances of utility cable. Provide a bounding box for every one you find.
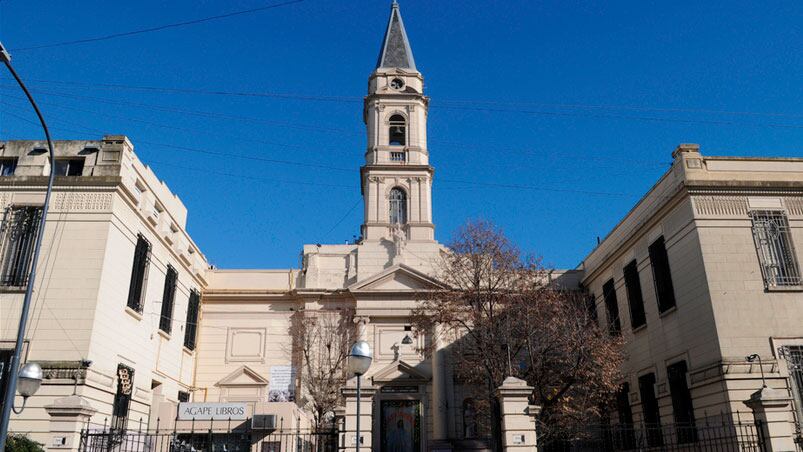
[9,0,306,52]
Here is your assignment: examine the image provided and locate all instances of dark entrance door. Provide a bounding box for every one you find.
[381,400,421,452]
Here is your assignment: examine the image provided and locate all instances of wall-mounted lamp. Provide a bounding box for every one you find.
[745,354,767,388]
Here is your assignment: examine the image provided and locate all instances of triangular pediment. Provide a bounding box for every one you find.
[348,264,445,293]
[371,359,430,384]
[215,365,268,387]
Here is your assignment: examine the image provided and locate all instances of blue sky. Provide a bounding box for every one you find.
[1,0,802,269]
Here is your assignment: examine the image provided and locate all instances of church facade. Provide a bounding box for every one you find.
[1,2,803,452]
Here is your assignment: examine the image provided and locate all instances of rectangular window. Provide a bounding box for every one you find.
[159,265,178,334]
[0,350,13,415]
[53,158,85,176]
[783,346,803,426]
[126,235,151,313]
[750,210,801,288]
[667,360,697,443]
[586,293,598,323]
[111,364,135,431]
[0,206,43,287]
[615,383,636,449]
[623,260,647,329]
[649,236,676,313]
[184,289,200,350]
[178,391,190,403]
[602,279,621,335]
[0,159,17,176]
[638,372,663,447]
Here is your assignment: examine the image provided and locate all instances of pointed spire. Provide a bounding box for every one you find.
[376,1,417,70]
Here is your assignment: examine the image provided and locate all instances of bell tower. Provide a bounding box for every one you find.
[361,1,434,243]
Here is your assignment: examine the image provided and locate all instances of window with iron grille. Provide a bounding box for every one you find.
[616,382,636,449]
[623,260,647,329]
[159,265,178,334]
[649,236,676,313]
[781,346,803,428]
[0,158,17,176]
[667,360,697,443]
[750,210,801,288]
[126,235,151,313]
[602,279,621,335]
[638,372,663,447]
[389,187,407,224]
[111,364,134,431]
[184,289,200,350]
[0,206,43,287]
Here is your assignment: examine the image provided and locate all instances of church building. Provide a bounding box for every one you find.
[1,2,803,452]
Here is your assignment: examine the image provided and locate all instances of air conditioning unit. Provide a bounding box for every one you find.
[251,414,276,430]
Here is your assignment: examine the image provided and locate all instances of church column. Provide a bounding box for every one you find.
[431,323,449,440]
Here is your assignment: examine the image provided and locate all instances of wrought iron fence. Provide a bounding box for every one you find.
[538,412,766,452]
[79,418,339,452]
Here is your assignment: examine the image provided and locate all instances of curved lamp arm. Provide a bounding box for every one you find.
[11,397,28,415]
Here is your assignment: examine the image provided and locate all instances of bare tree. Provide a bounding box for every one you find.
[290,308,357,431]
[411,220,623,445]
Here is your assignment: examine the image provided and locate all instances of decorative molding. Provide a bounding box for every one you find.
[692,195,748,216]
[50,192,113,212]
[785,197,803,216]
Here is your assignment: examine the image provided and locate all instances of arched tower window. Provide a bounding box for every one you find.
[389,114,406,146]
[389,188,407,224]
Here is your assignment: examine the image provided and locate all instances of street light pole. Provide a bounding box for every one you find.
[348,341,372,452]
[0,42,57,448]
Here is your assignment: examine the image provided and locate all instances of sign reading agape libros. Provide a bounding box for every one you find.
[177,403,247,421]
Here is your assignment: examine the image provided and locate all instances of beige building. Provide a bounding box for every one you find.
[582,144,803,445]
[0,136,207,448]
[1,2,802,452]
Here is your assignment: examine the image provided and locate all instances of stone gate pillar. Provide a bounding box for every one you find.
[341,380,377,452]
[496,377,540,451]
[44,395,97,452]
[744,387,798,452]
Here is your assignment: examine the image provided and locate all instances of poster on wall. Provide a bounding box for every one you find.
[268,365,295,402]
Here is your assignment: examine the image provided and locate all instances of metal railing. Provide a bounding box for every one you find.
[79,417,339,452]
[538,412,765,452]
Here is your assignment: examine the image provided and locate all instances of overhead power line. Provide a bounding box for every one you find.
[9,0,306,52]
[25,78,803,124]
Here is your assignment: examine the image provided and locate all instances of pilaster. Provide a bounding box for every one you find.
[744,387,798,452]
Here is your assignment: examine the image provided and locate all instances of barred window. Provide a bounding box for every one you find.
[623,260,647,329]
[388,114,406,146]
[667,360,697,444]
[602,279,621,335]
[184,289,200,350]
[750,210,801,288]
[126,235,151,313]
[159,265,178,334]
[111,364,134,431]
[638,372,662,447]
[649,236,676,313]
[389,187,407,224]
[0,206,43,287]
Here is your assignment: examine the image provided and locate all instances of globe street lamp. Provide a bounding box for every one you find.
[0,42,57,450]
[348,341,372,452]
[12,363,43,414]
